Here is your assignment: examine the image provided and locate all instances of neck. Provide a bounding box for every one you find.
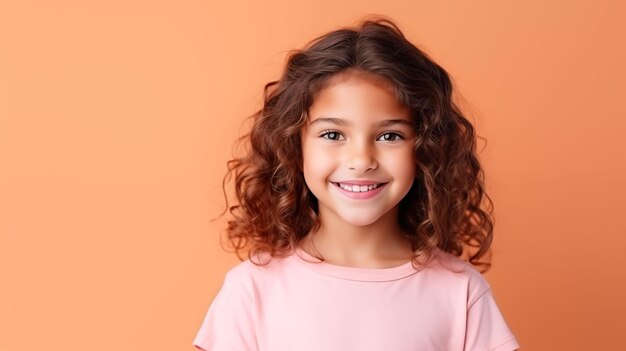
[301,206,414,268]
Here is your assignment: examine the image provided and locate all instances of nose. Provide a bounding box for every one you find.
[345,138,378,173]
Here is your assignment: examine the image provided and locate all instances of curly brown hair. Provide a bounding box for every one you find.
[216,15,495,273]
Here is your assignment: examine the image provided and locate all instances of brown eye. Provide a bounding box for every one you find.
[320,130,344,141]
[377,132,403,142]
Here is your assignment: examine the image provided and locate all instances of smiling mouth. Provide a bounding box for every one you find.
[331,182,388,193]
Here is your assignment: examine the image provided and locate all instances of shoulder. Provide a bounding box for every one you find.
[427,248,492,306]
[221,250,292,288]
[227,250,290,274]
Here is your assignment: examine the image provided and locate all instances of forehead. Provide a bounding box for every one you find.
[308,71,411,124]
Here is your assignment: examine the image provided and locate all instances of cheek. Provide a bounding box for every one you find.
[383,149,416,178]
[304,150,335,180]
[302,142,335,184]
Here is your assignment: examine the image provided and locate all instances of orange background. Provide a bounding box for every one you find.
[1,1,625,350]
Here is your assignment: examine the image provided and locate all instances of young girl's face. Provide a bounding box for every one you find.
[301,71,416,228]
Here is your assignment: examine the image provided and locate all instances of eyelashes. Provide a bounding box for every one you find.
[318,129,404,142]
[319,130,343,141]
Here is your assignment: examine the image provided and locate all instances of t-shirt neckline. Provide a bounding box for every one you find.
[293,246,419,282]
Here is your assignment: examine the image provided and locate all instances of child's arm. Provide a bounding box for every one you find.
[192,269,258,351]
[464,287,520,351]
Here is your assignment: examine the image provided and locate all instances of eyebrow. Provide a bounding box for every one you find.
[309,117,413,128]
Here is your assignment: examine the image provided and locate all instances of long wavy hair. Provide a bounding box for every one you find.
[217,16,495,273]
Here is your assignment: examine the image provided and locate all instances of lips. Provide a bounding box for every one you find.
[333,180,386,186]
[330,181,388,199]
[330,181,388,193]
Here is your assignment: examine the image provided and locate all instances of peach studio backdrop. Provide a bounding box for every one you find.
[1,1,624,350]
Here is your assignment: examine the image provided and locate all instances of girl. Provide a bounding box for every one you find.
[193,16,520,351]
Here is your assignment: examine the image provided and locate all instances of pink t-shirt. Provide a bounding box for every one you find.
[193,247,520,351]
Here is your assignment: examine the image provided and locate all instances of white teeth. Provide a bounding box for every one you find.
[337,183,380,192]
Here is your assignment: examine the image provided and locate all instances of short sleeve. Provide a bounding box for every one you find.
[464,288,520,351]
[192,270,258,351]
